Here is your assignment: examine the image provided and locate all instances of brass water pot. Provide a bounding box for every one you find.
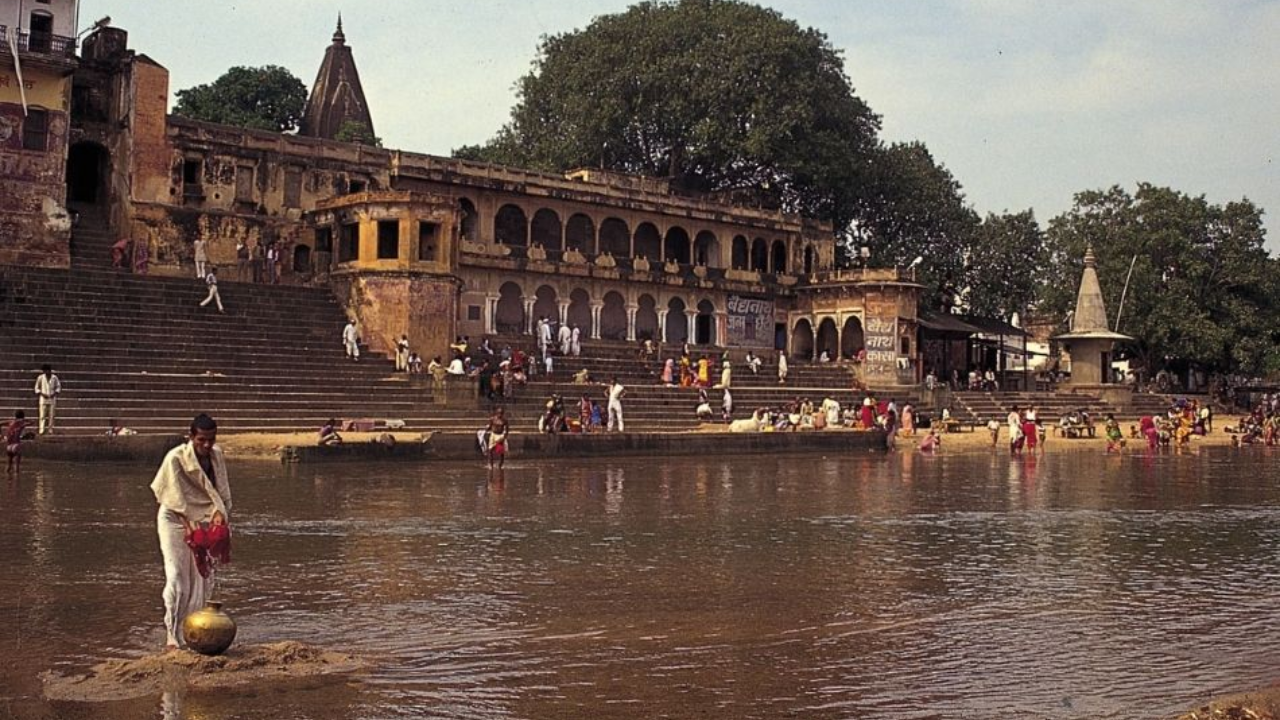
[183,601,237,656]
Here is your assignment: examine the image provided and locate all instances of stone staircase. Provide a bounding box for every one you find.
[0,265,468,435]
[68,202,115,269]
[473,334,928,431]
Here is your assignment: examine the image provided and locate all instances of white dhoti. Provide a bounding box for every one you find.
[157,507,213,648]
[38,398,56,435]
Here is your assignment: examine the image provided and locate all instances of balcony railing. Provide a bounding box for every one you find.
[0,26,77,59]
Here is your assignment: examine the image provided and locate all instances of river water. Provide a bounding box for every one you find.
[2,447,1279,719]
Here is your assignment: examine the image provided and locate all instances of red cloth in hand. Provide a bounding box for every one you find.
[185,523,232,578]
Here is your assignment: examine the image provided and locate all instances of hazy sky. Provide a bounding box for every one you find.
[78,0,1280,251]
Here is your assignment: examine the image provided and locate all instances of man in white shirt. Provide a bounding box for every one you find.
[538,317,553,359]
[198,268,224,313]
[607,377,626,432]
[342,320,360,361]
[33,364,61,435]
[558,322,572,355]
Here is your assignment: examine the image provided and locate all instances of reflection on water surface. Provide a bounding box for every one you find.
[1,447,1278,718]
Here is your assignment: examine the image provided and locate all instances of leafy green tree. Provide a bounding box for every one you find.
[964,210,1044,321]
[334,120,382,147]
[1041,184,1280,377]
[456,0,881,227]
[174,65,308,133]
[850,142,979,308]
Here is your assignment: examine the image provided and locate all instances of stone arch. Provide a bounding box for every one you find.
[531,208,562,252]
[816,318,839,360]
[496,281,524,334]
[666,296,689,345]
[841,316,865,359]
[565,213,595,254]
[459,198,479,241]
[695,299,716,346]
[731,235,749,270]
[636,293,659,341]
[664,226,691,265]
[599,217,630,257]
[791,319,815,360]
[533,284,559,324]
[292,245,311,274]
[693,231,720,268]
[601,291,628,340]
[495,204,528,246]
[803,245,815,275]
[771,240,788,274]
[634,222,661,261]
[66,141,109,205]
[750,238,768,272]
[568,288,592,332]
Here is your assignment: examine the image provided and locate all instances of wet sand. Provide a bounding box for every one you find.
[42,642,370,702]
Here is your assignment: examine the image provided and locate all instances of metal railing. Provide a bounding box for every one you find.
[0,26,77,59]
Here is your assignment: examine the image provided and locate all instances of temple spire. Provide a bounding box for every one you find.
[1072,245,1110,333]
[301,16,375,141]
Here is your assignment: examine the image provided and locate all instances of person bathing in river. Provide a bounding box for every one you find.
[151,413,232,650]
[486,407,509,469]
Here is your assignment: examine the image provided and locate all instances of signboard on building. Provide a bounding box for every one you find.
[862,298,898,381]
[725,294,774,347]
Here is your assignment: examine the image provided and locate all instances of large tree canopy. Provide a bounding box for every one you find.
[174,65,308,133]
[849,142,979,308]
[455,0,880,227]
[1041,184,1280,377]
[965,210,1045,321]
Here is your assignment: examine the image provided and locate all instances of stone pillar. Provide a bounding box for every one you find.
[590,302,603,339]
[484,295,499,335]
[658,309,669,343]
[685,310,698,345]
[715,312,728,348]
[523,299,535,335]
[626,305,638,342]
[558,300,570,327]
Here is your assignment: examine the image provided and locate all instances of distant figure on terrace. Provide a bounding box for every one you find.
[342,320,360,361]
[697,356,710,387]
[571,325,581,356]
[722,388,733,422]
[819,349,830,363]
[236,240,250,282]
[538,318,553,358]
[662,358,675,386]
[408,353,424,374]
[777,352,788,385]
[744,351,762,375]
[395,335,410,372]
[559,322,573,355]
[266,242,281,284]
[252,241,265,283]
[193,237,208,279]
[679,354,693,387]
[695,388,713,420]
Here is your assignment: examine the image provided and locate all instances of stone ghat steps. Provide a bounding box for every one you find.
[0,265,430,435]
[949,391,1118,423]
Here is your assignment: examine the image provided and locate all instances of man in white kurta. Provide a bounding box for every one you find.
[152,414,232,649]
[33,365,61,435]
[570,325,581,356]
[558,323,572,355]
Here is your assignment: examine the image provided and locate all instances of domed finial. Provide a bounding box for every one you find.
[1083,244,1096,268]
[333,13,346,44]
